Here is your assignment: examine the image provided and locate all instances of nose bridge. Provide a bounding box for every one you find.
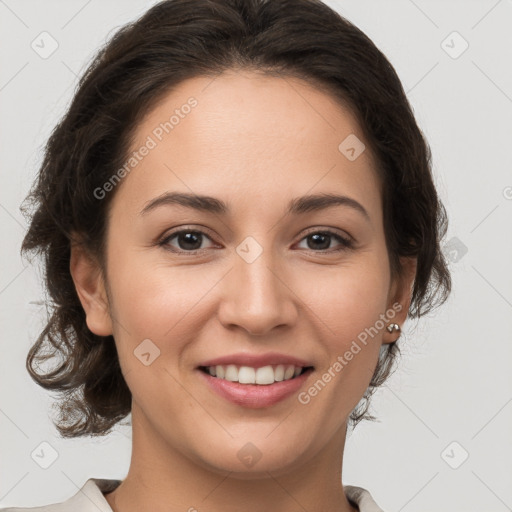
[218,234,295,334]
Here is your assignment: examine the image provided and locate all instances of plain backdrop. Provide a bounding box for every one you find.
[1,1,511,510]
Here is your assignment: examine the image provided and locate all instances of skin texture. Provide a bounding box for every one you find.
[70,70,416,512]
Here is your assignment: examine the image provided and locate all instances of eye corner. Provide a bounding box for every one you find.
[296,228,356,253]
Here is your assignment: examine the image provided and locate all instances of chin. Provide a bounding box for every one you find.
[193,441,310,479]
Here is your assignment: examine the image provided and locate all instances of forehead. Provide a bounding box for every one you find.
[111,70,381,220]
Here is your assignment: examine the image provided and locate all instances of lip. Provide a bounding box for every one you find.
[198,367,314,408]
[197,351,314,369]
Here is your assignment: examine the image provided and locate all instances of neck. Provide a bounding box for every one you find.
[105,402,358,512]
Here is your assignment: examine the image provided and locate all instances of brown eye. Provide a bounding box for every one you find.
[160,230,215,253]
[297,230,354,252]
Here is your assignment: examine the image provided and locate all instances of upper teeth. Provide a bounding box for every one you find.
[205,364,304,385]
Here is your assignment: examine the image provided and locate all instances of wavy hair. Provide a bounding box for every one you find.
[20,0,451,437]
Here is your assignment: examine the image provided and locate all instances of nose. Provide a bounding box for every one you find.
[217,245,298,336]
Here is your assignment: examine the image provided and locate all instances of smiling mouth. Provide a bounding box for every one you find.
[198,364,314,386]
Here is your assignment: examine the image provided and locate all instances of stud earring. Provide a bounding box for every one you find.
[386,323,401,333]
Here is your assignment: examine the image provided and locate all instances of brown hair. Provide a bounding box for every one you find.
[21,0,451,438]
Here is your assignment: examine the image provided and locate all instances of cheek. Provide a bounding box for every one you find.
[105,258,209,405]
[107,237,390,350]
[295,253,390,387]
[291,259,390,441]
[106,251,225,356]
[298,255,390,338]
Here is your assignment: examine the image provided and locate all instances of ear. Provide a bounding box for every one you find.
[69,236,113,337]
[382,256,417,344]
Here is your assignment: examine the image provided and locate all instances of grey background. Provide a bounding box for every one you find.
[1,0,511,510]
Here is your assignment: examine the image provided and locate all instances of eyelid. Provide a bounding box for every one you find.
[158,225,218,250]
[158,225,355,254]
[300,226,354,243]
[294,228,355,252]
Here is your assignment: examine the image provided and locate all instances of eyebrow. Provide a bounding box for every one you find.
[140,192,370,221]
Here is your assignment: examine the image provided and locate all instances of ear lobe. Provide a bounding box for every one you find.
[383,256,417,344]
[69,238,113,337]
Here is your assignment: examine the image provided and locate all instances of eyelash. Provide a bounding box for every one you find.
[157,227,355,255]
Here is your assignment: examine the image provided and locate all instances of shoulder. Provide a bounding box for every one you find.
[345,484,387,512]
[2,480,382,512]
[0,478,121,512]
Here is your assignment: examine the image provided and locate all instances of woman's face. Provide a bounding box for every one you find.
[75,70,413,476]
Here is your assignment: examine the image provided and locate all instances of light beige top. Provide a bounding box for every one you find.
[0,478,386,512]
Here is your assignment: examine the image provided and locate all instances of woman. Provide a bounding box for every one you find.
[5,0,451,510]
